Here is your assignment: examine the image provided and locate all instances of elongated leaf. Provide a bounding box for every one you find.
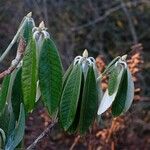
[22,38,37,112]
[20,17,35,44]
[93,64,103,104]
[97,65,125,115]
[78,66,98,134]
[12,68,23,120]
[108,67,120,95]
[0,128,6,147]
[39,38,63,116]
[111,67,134,115]
[0,75,10,116]
[60,64,82,130]
[112,68,128,117]
[123,67,134,112]
[67,73,84,134]
[63,63,73,88]
[0,70,17,135]
[5,103,25,150]
[103,56,120,74]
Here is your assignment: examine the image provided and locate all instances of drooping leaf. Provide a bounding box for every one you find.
[0,71,17,135]
[63,63,73,88]
[12,68,23,120]
[123,67,134,112]
[93,64,103,105]
[102,56,120,75]
[60,64,82,131]
[5,103,25,150]
[39,38,63,116]
[20,17,35,44]
[111,67,134,116]
[97,65,125,115]
[67,72,84,134]
[22,38,37,112]
[78,66,98,134]
[108,67,120,95]
[112,68,128,117]
[0,128,6,148]
[0,75,11,116]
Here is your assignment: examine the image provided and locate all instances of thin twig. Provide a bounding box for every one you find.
[69,135,80,150]
[121,0,138,43]
[0,37,26,79]
[71,0,149,32]
[26,121,57,150]
[0,18,27,63]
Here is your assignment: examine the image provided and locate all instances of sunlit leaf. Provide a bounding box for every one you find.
[39,38,63,116]
[60,64,82,131]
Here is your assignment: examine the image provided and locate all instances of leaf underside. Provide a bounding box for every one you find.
[97,65,124,115]
[60,64,82,131]
[5,103,25,150]
[39,38,63,116]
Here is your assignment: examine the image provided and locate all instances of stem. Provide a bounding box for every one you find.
[26,121,57,150]
[0,37,26,79]
[0,17,28,63]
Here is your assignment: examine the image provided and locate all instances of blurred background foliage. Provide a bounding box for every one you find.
[0,0,150,96]
[0,0,150,149]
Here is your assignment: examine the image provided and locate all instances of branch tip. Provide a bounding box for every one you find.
[82,49,88,58]
[27,12,32,17]
[39,21,45,28]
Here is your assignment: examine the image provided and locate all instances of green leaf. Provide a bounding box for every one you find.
[0,128,6,147]
[123,67,134,112]
[108,67,120,95]
[0,70,18,138]
[103,56,120,75]
[97,65,125,115]
[20,17,35,44]
[39,38,63,116]
[63,63,73,88]
[78,66,98,134]
[67,73,84,134]
[112,68,128,117]
[22,38,37,112]
[60,64,82,131]
[109,60,130,117]
[5,103,25,150]
[12,68,23,120]
[0,75,11,116]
